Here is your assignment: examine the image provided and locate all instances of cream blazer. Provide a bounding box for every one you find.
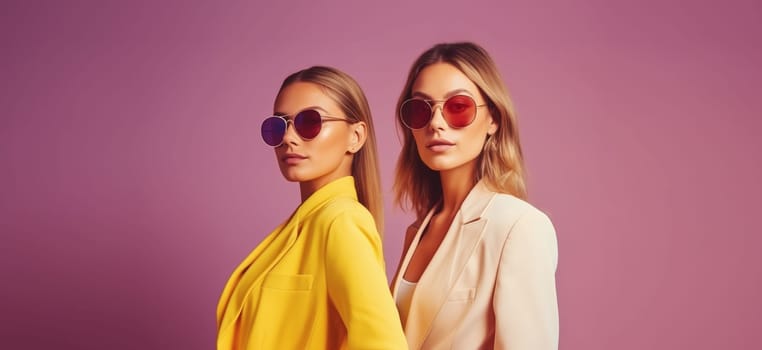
[392,180,559,349]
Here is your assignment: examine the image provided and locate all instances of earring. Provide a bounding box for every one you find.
[483,133,495,151]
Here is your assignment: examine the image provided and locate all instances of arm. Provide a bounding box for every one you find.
[493,209,559,350]
[324,210,408,350]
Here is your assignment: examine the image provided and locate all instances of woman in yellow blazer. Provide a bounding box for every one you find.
[391,42,559,349]
[217,66,407,349]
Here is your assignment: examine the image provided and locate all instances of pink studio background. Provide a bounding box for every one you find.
[2,0,761,349]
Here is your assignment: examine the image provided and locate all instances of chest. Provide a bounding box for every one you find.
[403,214,454,282]
[266,225,327,275]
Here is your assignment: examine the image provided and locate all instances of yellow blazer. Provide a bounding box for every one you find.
[392,180,559,349]
[217,176,407,349]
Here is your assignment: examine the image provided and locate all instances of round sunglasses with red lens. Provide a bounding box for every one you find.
[399,95,487,130]
[261,109,350,147]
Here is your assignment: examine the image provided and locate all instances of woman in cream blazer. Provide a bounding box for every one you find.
[217,66,407,349]
[391,42,559,349]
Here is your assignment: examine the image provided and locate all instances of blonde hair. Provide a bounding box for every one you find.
[279,66,385,234]
[394,42,528,218]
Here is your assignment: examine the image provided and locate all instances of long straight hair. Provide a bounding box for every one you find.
[278,66,385,234]
[394,42,528,219]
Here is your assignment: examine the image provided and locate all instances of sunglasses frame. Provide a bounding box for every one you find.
[261,109,350,147]
[399,94,487,130]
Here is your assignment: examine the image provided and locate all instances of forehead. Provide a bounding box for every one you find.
[273,81,342,116]
[411,62,480,98]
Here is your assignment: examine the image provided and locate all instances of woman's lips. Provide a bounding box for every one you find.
[426,139,455,152]
[282,152,307,165]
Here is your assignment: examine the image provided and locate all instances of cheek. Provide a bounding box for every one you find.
[464,116,492,146]
[312,127,349,157]
[463,126,489,152]
[463,134,486,157]
[411,131,427,151]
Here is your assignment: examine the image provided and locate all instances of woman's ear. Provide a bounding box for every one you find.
[487,114,498,136]
[348,121,367,154]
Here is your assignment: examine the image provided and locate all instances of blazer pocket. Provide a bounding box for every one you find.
[448,287,475,302]
[263,273,314,291]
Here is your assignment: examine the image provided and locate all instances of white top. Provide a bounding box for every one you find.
[395,277,417,326]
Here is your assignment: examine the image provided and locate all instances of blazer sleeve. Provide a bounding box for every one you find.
[493,209,559,350]
[324,210,408,350]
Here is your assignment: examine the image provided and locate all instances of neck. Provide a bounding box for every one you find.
[437,159,478,216]
[298,159,353,202]
[299,182,317,203]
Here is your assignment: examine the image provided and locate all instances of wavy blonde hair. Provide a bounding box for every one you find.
[394,42,528,218]
[279,66,384,234]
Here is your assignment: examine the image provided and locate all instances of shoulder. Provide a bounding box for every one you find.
[311,198,379,246]
[313,197,374,225]
[406,216,424,236]
[318,198,383,257]
[478,193,559,271]
[400,218,423,248]
[485,192,555,237]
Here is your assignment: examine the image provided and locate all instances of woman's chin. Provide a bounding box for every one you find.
[279,169,307,183]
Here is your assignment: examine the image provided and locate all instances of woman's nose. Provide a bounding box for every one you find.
[428,104,447,130]
[281,120,300,145]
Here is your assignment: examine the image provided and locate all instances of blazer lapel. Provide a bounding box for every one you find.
[217,217,300,341]
[448,217,488,283]
[403,180,496,349]
[449,180,495,283]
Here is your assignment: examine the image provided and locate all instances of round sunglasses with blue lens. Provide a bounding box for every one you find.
[261,109,350,147]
